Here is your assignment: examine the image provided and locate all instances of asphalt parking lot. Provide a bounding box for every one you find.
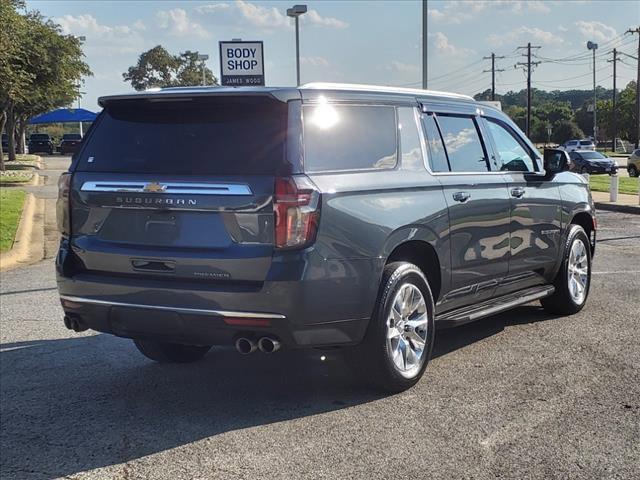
[1,209,638,480]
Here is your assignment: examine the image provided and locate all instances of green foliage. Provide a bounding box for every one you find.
[475,82,635,144]
[123,46,218,91]
[0,1,91,167]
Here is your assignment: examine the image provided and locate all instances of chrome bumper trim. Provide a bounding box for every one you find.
[59,295,286,319]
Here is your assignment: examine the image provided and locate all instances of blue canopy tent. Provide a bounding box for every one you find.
[29,108,97,124]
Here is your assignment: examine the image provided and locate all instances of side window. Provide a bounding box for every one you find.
[436,115,488,172]
[421,114,449,172]
[397,107,424,171]
[486,118,535,172]
[303,104,397,172]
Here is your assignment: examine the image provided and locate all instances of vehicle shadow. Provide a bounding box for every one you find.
[0,304,557,479]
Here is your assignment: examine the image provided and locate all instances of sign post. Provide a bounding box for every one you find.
[219,41,265,86]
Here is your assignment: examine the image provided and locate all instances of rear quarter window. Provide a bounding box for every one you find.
[302,104,397,173]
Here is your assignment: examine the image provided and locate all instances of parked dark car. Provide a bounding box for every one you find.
[56,84,596,392]
[568,150,618,175]
[28,133,54,155]
[58,133,83,155]
[1,133,8,151]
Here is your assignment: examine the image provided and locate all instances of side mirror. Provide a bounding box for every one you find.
[543,148,570,176]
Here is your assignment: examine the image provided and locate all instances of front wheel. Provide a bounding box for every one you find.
[134,339,211,363]
[629,165,639,177]
[541,225,591,315]
[353,262,435,393]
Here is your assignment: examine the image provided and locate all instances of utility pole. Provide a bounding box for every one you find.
[516,43,541,138]
[627,27,640,149]
[422,0,428,89]
[483,52,505,101]
[608,49,618,152]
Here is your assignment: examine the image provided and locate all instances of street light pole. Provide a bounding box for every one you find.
[587,41,598,143]
[197,53,210,86]
[287,5,307,86]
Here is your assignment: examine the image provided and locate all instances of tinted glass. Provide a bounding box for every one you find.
[568,141,578,146]
[398,108,424,171]
[579,140,593,146]
[30,134,50,140]
[303,105,397,172]
[580,151,606,159]
[421,114,449,172]
[486,119,535,172]
[63,134,82,140]
[76,97,287,174]
[436,115,488,172]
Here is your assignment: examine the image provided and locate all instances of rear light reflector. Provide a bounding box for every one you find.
[274,176,320,249]
[56,172,72,235]
[223,318,272,327]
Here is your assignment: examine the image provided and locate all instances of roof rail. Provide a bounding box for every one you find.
[300,82,474,100]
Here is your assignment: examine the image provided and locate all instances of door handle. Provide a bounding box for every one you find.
[452,191,471,203]
[511,187,525,198]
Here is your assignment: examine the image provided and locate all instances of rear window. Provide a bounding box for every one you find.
[30,134,50,140]
[75,97,287,175]
[63,134,82,140]
[580,140,593,145]
[303,104,397,172]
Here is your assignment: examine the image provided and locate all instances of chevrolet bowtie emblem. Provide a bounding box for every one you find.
[143,182,167,193]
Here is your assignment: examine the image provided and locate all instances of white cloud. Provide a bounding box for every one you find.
[302,9,348,29]
[437,0,551,20]
[387,61,420,73]
[301,56,330,67]
[487,26,564,47]
[55,13,133,37]
[53,14,145,56]
[195,1,348,32]
[430,32,473,57]
[156,9,210,39]
[574,20,617,42]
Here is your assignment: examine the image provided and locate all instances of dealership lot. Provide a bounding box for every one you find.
[1,209,638,479]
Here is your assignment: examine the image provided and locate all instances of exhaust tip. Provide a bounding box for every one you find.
[235,337,257,355]
[63,315,88,332]
[258,337,281,354]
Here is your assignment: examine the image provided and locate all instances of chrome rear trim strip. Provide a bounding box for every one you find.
[59,295,286,319]
[81,181,253,195]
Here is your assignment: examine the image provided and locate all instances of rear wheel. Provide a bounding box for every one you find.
[629,165,639,177]
[353,262,435,393]
[541,225,591,315]
[133,339,211,363]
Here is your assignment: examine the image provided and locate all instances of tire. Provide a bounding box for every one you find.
[541,225,591,315]
[629,165,639,178]
[353,262,435,393]
[133,339,211,363]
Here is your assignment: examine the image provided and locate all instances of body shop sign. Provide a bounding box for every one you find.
[219,41,265,86]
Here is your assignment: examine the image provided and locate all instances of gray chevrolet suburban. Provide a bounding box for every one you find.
[56,83,596,392]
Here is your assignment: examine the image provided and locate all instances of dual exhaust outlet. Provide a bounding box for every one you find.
[235,336,281,355]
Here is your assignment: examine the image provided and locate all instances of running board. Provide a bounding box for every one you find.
[435,285,555,328]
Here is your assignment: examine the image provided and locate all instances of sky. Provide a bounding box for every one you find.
[27,0,639,111]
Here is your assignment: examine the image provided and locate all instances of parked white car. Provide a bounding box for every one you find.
[560,139,595,152]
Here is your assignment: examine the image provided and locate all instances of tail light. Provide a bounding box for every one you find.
[274,176,320,249]
[56,172,71,235]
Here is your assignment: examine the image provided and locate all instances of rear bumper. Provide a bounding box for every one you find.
[56,243,381,349]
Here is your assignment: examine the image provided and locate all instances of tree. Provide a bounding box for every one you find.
[123,46,217,91]
[0,2,91,168]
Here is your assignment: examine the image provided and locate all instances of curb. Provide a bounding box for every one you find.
[594,201,640,215]
[0,193,45,271]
